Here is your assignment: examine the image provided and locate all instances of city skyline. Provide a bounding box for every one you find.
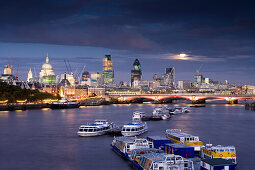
[0,0,255,84]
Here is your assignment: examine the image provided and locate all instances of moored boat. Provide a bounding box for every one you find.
[121,122,148,137]
[51,98,80,109]
[135,153,194,170]
[152,107,170,120]
[166,129,204,152]
[133,111,146,122]
[200,144,237,164]
[111,137,154,158]
[77,120,114,137]
[170,107,190,115]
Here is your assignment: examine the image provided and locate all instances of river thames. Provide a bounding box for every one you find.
[0,103,254,170]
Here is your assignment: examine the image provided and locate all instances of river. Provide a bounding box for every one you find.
[0,104,254,170]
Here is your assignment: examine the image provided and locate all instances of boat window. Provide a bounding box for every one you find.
[230,149,235,152]
[131,128,135,131]
[84,129,88,132]
[225,149,229,152]
[79,129,83,132]
[88,129,93,132]
[176,157,182,160]
[219,149,224,152]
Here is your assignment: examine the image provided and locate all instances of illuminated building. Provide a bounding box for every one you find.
[27,68,33,82]
[4,64,12,75]
[58,73,75,86]
[178,80,191,90]
[194,71,203,87]
[91,72,101,87]
[165,67,175,88]
[102,55,114,85]
[39,53,56,84]
[0,64,16,82]
[131,59,142,87]
[81,71,91,86]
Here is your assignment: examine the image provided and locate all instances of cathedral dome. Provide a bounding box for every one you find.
[41,63,53,70]
[39,54,55,78]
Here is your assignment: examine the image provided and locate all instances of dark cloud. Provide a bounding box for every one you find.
[0,0,255,83]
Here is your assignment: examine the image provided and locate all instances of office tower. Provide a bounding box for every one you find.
[165,67,175,87]
[131,59,142,87]
[91,72,101,87]
[102,55,114,85]
[81,71,91,86]
[194,71,203,86]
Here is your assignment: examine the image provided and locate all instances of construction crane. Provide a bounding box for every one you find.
[64,59,70,74]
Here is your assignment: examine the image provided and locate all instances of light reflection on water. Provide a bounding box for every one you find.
[0,104,254,170]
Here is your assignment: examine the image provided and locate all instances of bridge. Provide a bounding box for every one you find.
[107,93,255,104]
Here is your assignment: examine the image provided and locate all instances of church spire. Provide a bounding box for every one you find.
[46,53,49,64]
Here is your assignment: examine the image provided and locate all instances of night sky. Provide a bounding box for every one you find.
[0,0,255,84]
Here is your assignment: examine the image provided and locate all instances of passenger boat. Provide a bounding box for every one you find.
[200,144,237,164]
[170,107,190,115]
[135,153,194,170]
[51,98,80,109]
[130,148,163,162]
[132,111,146,122]
[166,129,203,152]
[77,120,114,137]
[121,122,148,137]
[201,158,236,170]
[152,107,171,120]
[111,137,154,158]
[161,113,171,120]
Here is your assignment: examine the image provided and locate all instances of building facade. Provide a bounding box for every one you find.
[39,54,56,84]
[165,67,175,88]
[91,72,101,87]
[81,71,91,86]
[102,55,114,85]
[131,59,142,87]
[27,68,33,82]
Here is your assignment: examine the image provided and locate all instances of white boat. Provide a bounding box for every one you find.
[170,107,190,114]
[51,98,80,109]
[132,111,146,122]
[136,153,194,170]
[153,107,171,120]
[121,122,148,137]
[77,120,114,137]
[111,137,154,158]
[161,113,171,120]
[152,107,163,117]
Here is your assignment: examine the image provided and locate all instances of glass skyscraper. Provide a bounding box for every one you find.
[102,55,114,85]
[131,59,142,87]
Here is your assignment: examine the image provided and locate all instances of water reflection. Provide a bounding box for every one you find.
[0,104,254,169]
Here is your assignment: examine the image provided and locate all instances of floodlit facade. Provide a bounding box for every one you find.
[131,59,142,87]
[27,68,33,82]
[81,71,91,86]
[91,72,101,87]
[39,54,56,84]
[102,55,114,85]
